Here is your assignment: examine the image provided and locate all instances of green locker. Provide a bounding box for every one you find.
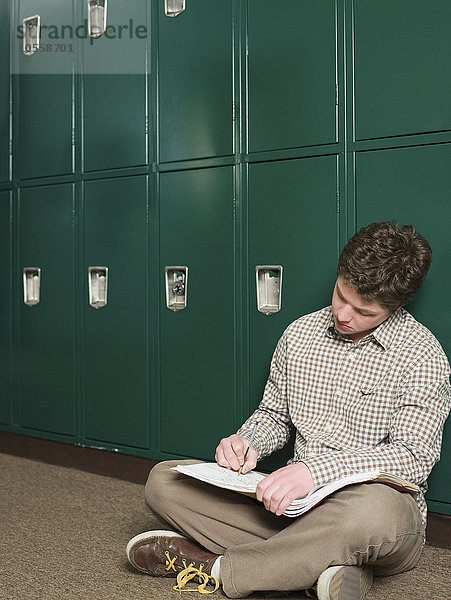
[0,191,12,425]
[18,183,75,435]
[159,167,235,458]
[0,0,10,182]
[355,143,451,514]
[354,0,451,140]
[1,0,449,519]
[247,156,339,468]
[83,175,149,449]
[82,0,148,171]
[15,0,74,179]
[158,0,233,163]
[247,0,337,152]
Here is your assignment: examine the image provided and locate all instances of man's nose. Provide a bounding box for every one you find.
[337,305,352,322]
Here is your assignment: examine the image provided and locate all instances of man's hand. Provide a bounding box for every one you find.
[215,434,258,474]
[256,463,314,516]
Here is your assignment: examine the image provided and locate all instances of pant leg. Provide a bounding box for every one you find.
[144,460,291,552]
[145,461,424,599]
[221,483,424,598]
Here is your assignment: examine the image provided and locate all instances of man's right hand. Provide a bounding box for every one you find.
[215,434,258,474]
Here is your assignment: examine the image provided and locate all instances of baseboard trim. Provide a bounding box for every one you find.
[0,430,157,485]
[425,512,451,549]
[0,430,449,549]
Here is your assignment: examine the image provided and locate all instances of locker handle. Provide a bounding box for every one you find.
[23,267,41,307]
[165,0,186,18]
[165,266,188,311]
[88,0,107,38]
[88,267,108,309]
[256,265,283,315]
[23,15,40,56]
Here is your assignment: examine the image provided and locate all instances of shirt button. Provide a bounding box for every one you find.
[325,424,333,433]
[348,353,355,361]
[336,389,342,397]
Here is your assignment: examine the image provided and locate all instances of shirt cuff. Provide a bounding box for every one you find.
[301,454,346,488]
[237,419,278,460]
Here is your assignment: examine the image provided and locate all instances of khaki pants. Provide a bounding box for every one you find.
[145,460,424,599]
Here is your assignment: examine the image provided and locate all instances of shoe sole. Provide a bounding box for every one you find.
[126,529,187,570]
[317,565,373,600]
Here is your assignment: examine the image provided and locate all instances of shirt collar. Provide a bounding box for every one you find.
[370,310,403,350]
[325,306,403,350]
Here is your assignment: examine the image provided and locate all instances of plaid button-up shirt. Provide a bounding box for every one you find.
[238,307,451,526]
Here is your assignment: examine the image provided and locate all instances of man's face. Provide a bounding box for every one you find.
[331,277,392,343]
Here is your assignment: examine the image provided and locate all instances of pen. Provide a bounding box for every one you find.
[238,421,259,475]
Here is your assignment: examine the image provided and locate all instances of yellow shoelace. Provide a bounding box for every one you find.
[165,551,220,595]
[305,585,318,598]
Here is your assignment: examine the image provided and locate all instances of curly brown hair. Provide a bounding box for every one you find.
[337,221,432,312]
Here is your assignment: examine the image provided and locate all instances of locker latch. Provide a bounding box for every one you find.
[23,15,40,56]
[23,267,41,306]
[88,267,109,309]
[256,266,283,315]
[88,0,107,38]
[165,267,188,311]
[165,0,186,18]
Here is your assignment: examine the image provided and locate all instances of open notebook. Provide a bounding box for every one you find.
[171,462,420,518]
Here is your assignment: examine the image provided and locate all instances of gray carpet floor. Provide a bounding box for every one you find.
[0,452,450,600]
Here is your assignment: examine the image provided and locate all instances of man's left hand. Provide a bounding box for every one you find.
[255,463,314,516]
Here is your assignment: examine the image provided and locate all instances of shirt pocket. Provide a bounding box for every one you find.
[341,386,394,448]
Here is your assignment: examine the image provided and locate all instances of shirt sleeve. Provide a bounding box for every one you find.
[303,352,451,488]
[237,331,293,459]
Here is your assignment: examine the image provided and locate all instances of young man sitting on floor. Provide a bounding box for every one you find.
[127,221,451,600]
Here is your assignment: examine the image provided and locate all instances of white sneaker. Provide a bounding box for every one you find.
[315,565,373,600]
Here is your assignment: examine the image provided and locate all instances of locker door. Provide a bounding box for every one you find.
[356,143,451,514]
[82,0,148,171]
[16,0,74,179]
[248,156,339,468]
[158,0,233,163]
[248,0,338,152]
[0,0,10,182]
[354,0,451,140]
[0,191,12,425]
[159,167,235,458]
[83,175,148,449]
[18,183,75,435]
